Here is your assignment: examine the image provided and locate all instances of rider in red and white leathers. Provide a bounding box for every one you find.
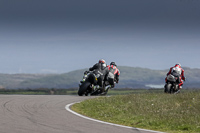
[106,62,120,89]
[165,63,185,89]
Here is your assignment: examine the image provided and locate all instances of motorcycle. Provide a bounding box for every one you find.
[164,74,180,94]
[78,71,110,96]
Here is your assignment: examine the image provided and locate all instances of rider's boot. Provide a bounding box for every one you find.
[179,86,182,89]
[93,85,100,91]
[175,85,182,94]
[179,85,182,91]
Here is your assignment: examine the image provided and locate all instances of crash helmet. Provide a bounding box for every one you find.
[110,62,117,67]
[175,63,181,67]
[99,59,106,64]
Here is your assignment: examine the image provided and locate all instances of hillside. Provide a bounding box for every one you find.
[0,67,200,89]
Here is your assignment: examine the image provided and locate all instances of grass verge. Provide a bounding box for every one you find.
[72,90,200,133]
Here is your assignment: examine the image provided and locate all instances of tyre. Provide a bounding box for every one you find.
[78,82,91,96]
[166,83,172,93]
[164,84,168,93]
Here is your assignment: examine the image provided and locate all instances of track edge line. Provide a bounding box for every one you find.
[65,102,165,133]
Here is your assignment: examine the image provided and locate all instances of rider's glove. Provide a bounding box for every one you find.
[84,71,88,75]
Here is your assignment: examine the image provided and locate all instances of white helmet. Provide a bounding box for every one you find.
[175,63,181,67]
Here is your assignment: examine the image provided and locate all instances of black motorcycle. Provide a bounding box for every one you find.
[78,71,108,96]
[164,74,180,94]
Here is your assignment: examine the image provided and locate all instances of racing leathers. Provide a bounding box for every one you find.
[106,65,120,89]
[165,64,185,89]
[89,62,109,90]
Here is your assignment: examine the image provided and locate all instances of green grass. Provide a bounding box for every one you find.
[72,90,200,133]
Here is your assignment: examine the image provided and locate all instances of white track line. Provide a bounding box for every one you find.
[65,102,165,133]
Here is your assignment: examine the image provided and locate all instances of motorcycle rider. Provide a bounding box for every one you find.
[105,62,120,90]
[89,59,109,91]
[165,63,186,91]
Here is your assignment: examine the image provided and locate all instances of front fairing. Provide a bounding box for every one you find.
[167,74,178,83]
[86,73,98,85]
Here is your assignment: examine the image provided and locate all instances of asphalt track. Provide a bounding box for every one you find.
[0,95,164,133]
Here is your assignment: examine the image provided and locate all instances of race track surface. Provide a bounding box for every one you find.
[0,95,161,133]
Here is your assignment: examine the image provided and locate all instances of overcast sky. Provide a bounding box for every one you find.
[0,0,200,73]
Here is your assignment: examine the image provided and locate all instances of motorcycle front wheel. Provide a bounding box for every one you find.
[78,81,91,96]
[165,83,172,93]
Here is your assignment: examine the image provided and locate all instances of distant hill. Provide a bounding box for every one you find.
[0,67,200,89]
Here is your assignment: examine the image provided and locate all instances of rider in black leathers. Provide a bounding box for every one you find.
[89,59,109,90]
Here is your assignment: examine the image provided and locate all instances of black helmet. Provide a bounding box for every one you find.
[110,62,117,66]
[99,59,106,64]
